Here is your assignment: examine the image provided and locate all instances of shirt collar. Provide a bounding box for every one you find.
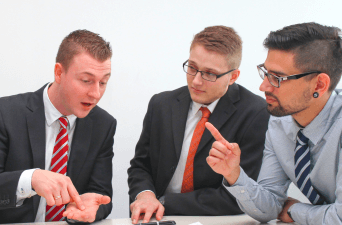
[43,83,77,129]
[284,92,337,145]
[189,98,220,117]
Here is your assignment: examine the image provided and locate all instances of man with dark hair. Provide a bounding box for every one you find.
[207,22,342,224]
[128,26,269,223]
[0,29,116,223]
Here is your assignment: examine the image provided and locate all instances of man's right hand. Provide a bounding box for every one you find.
[31,169,85,210]
[130,191,164,224]
[205,122,241,185]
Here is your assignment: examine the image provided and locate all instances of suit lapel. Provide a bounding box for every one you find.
[197,83,240,153]
[67,116,92,183]
[172,89,191,160]
[25,85,47,218]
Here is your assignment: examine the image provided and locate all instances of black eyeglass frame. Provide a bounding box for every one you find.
[257,64,321,88]
[183,60,236,82]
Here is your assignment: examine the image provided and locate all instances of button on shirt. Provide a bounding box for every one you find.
[224,91,342,225]
[16,83,77,222]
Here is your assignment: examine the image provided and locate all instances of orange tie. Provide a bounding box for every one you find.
[181,107,211,193]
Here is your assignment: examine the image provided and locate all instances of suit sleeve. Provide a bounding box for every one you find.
[127,95,157,202]
[0,107,24,210]
[87,118,116,221]
[163,107,270,215]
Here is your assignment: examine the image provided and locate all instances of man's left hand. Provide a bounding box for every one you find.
[63,193,111,223]
[277,197,300,223]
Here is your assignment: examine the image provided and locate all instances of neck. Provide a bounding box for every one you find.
[47,83,69,116]
[292,92,331,127]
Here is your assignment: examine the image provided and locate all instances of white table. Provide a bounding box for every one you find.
[11,215,297,225]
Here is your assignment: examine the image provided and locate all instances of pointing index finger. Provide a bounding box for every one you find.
[67,184,85,211]
[205,122,226,142]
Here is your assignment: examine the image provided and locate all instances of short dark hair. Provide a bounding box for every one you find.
[190,26,242,69]
[264,22,342,92]
[56,29,112,72]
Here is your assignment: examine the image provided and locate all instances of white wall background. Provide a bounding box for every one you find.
[1,0,341,218]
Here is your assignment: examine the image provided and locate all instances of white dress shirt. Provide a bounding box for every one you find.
[15,83,77,222]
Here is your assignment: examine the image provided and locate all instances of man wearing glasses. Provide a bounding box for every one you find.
[207,22,342,224]
[128,26,269,223]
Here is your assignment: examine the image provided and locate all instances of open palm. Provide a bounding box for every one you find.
[63,193,111,223]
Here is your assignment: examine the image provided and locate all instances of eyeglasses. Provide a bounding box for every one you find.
[257,64,321,88]
[183,60,235,82]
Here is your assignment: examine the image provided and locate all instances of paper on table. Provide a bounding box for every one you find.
[188,222,203,225]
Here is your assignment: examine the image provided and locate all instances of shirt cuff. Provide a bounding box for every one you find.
[135,190,155,200]
[289,202,310,224]
[16,169,38,205]
[222,167,252,201]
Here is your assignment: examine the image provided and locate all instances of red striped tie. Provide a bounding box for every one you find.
[45,117,69,222]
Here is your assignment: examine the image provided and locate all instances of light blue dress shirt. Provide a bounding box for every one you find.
[224,90,342,225]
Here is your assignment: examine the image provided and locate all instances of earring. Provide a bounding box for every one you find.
[313,92,319,98]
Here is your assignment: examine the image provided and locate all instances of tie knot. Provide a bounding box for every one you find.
[200,107,211,118]
[297,130,309,145]
[58,117,69,129]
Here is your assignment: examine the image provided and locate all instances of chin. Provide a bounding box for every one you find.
[192,98,211,105]
[74,111,91,118]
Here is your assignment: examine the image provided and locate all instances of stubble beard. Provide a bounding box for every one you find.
[266,88,311,117]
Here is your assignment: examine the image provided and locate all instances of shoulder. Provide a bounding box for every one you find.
[84,106,117,136]
[228,84,267,115]
[87,105,116,125]
[268,115,292,134]
[149,86,189,105]
[0,91,34,114]
[236,84,266,107]
[0,84,46,112]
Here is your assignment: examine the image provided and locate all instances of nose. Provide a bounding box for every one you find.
[192,71,203,85]
[88,83,101,100]
[259,76,274,93]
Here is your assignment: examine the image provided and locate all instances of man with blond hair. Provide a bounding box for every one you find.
[128,26,269,223]
[0,29,116,223]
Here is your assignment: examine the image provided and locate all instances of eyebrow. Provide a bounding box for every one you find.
[263,64,288,76]
[83,72,111,77]
[188,60,221,74]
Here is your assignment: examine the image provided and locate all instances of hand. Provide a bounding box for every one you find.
[130,191,164,224]
[31,169,85,210]
[63,193,111,222]
[205,122,241,185]
[277,197,300,223]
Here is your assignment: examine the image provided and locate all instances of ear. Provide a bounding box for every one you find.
[314,73,330,96]
[54,63,64,84]
[228,69,240,85]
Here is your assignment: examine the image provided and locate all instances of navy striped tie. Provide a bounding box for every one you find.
[294,130,325,205]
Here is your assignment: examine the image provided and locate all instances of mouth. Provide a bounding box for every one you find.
[265,93,278,104]
[81,102,94,107]
[191,87,205,93]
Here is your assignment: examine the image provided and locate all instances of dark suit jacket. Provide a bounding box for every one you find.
[0,84,116,223]
[128,83,269,215]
